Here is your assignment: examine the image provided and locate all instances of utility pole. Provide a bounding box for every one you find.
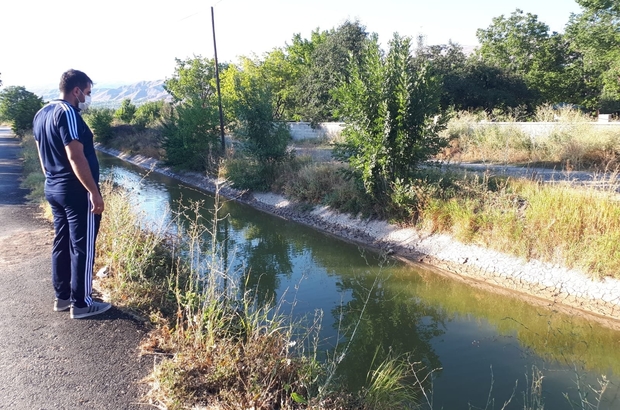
[211,6,226,152]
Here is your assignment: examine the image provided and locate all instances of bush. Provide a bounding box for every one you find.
[334,34,449,205]
[114,99,137,123]
[0,86,43,137]
[132,101,164,130]
[83,108,114,143]
[223,156,272,191]
[282,162,372,216]
[225,59,292,188]
[160,102,221,172]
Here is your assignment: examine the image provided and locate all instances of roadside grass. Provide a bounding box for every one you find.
[95,181,177,315]
[443,107,620,171]
[18,133,53,220]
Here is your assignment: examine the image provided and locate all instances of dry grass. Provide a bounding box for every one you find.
[419,171,620,279]
[106,124,164,159]
[443,108,620,171]
[95,181,176,314]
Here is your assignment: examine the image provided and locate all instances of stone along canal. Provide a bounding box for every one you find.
[99,152,620,409]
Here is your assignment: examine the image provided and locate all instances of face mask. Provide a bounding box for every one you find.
[78,89,92,111]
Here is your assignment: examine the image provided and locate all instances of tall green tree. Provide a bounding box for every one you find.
[83,108,114,143]
[414,42,535,112]
[564,1,620,111]
[161,102,220,171]
[132,100,164,130]
[0,86,43,137]
[221,58,291,190]
[114,98,137,123]
[334,34,448,208]
[576,0,620,13]
[476,9,566,104]
[164,56,221,107]
[227,49,300,121]
[296,20,369,123]
[162,56,222,171]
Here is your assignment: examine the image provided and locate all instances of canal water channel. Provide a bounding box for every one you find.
[99,152,620,409]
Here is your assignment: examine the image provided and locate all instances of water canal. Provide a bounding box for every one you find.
[99,152,620,409]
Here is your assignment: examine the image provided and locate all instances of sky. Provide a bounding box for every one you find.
[1,0,583,91]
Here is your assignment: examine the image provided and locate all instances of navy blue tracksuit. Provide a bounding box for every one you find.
[33,100,100,308]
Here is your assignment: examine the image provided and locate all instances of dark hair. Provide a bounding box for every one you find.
[59,69,93,94]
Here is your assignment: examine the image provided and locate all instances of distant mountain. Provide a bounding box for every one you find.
[32,80,171,108]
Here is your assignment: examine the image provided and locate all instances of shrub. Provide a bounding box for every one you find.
[83,108,114,143]
[114,99,137,123]
[132,100,164,130]
[283,162,372,216]
[0,86,43,137]
[224,58,293,189]
[160,102,221,172]
[334,34,449,205]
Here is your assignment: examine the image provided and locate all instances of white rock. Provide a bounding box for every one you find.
[96,266,109,278]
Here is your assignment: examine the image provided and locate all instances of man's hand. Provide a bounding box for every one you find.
[90,191,105,214]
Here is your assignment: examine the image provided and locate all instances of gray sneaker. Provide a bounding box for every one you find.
[70,301,112,319]
[54,298,71,312]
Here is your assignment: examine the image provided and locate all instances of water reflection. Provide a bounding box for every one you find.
[98,152,620,409]
[333,266,445,391]
[239,224,294,305]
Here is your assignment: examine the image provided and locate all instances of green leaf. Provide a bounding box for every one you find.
[291,392,308,404]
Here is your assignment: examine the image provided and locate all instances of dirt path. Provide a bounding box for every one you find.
[0,128,151,409]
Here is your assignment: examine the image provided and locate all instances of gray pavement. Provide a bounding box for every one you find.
[0,127,151,409]
[447,162,620,190]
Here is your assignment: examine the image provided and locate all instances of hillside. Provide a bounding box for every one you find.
[32,80,171,108]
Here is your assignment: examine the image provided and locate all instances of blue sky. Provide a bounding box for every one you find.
[2,0,583,90]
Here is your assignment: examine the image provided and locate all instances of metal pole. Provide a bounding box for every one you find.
[212,6,226,152]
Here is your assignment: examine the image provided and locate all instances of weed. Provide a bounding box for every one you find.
[362,351,420,410]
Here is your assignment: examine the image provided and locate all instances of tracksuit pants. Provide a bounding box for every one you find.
[45,187,101,308]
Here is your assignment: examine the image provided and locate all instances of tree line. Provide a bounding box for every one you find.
[1,0,618,214]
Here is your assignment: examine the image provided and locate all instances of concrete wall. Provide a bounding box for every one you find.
[476,122,620,139]
[286,121,620,141]
[287,122,345,141]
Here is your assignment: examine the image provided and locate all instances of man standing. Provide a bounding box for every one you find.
[33,69,111,319]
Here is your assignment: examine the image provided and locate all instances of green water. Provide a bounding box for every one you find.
[99,152,620,409]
